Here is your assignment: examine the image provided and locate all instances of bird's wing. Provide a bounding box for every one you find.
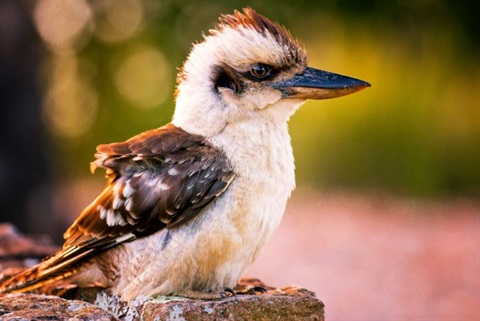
[64,123,236,248]
[0,123,235,293]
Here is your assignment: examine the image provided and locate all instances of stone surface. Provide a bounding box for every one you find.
[0,287,324,321]
[72,278,324,321]
[140,286,324,321]
[0,224,325,321]
[0,293,117,320]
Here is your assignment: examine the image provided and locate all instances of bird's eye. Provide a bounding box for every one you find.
[250,64,271,79]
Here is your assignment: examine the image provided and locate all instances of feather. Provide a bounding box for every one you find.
[0,123,235,294]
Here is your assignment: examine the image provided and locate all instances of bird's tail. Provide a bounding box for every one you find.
[0,245,94,294]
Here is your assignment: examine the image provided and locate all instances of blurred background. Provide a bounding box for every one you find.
[0,0,478,319]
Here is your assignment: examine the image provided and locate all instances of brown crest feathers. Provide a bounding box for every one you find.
[214,7,307,65]
[216,7,290,42]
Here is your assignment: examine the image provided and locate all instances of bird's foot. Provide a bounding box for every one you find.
[234,285,268,296]
[173,285,266,300]
[233,277,272,295]
[218,286,267,297]
[220,287,236,298]
[174,288,235,300]
[253,286,267,293]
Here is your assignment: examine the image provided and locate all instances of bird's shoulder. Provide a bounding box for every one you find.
[64,123,236,249]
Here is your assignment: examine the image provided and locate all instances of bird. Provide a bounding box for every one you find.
[0,7,370,301]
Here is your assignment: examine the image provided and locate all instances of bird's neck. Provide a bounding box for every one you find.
[209,118,296,191]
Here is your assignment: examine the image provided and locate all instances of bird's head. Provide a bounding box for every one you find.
[173,7,370,137]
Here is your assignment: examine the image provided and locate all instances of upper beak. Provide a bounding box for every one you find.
[272,67,371,100]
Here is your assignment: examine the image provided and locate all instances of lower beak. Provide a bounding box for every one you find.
[272,67,371,100]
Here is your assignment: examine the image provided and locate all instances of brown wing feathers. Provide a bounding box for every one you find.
[0,124,235,293]
[66,126,235,244]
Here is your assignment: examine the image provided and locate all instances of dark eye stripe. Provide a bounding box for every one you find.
[212,64,243,94]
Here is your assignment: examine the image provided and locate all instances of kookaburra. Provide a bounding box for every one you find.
[0,8,369,300]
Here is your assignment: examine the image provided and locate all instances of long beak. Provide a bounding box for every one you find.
[272,67,371,100]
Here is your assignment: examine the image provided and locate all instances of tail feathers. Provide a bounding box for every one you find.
[0,246,94,294]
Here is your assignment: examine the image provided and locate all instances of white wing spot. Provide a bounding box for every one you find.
[112,195,123,210]
[123,183,135,198]
[105,209,127,227]
[106,209,115,226]
[125,197,133,212]
[98,205,107,219]
[158,181,171,190]
[113,182,121,195]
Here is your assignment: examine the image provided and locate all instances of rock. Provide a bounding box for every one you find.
[140,285,324,321]
[72,278,324,321]
[0,293,117,320]
[0,285,324,321]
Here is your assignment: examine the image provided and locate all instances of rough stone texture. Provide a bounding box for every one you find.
[0,224,325,321]
[0,293,117,320]
[140,286,324,321]
[71,278,324,321]
[0,287,324,321]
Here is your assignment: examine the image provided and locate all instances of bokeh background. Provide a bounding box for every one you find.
[0,0,478,320]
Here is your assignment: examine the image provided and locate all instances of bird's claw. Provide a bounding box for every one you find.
[220,287,236,298]
[252,286,267,294]
[232,285,268,296]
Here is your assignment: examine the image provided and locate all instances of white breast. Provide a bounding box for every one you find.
[89,118,297,301]
[209,118,296,237]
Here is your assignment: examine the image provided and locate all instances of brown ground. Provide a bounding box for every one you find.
[248,191,480,321]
